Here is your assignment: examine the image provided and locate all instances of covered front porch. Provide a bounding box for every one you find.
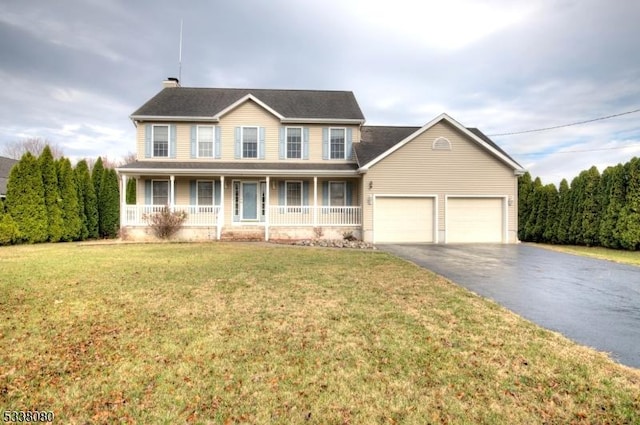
[117,162,363,241]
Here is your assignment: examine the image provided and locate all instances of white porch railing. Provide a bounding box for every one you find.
[268,206,361,226]
[123,205,220,227]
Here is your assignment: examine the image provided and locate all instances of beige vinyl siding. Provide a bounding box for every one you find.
[363,121,518,243]
[135,99,361,163]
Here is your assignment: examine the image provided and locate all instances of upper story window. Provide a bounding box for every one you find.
[286,127,302,159]
[330,128,345,159]
[242,127,258,159]
[198,126,214,157]
[153,125,169,157]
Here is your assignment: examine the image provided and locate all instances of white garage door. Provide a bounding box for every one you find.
[374,197,434,243]
[447,198,503,243]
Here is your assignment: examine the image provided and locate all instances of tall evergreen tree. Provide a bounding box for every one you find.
[568,175,585,244]
[555,179,571,244]
[5,152,48,243]
[599,164,626,248]
[542,184,560,243]
[99,168,120,238]
[0,198,20,245]
[92,157,105,233]
[518,172,533,241]
[39,145,64,242]
[57,158,82,241]
[523,177,543,241]
[618,157,640,250]
[75,160,99,239]
[126,178,136,204]
[579,166,601,246]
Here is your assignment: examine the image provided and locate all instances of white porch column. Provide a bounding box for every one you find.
[120,174,127,228]
[169,175,175,210]
[218,176,224,240]
[313,176,318,226]
[265,176,270,241]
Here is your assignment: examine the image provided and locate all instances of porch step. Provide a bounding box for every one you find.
[220,227,265,242]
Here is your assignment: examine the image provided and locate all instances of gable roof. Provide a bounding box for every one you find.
[131,87,365,123]
[356,114,524,173]
[0,156,18,196]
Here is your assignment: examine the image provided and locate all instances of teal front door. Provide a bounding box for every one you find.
[242,182,258,220]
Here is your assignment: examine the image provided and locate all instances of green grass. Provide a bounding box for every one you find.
[533,243,640,266]
[1,242,639,424]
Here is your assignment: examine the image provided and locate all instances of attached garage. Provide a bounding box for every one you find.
[446,197,505,243]
[374,196,435,243]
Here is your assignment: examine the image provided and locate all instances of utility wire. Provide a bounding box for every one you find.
[488,108,640,137]
[516,143,640,157]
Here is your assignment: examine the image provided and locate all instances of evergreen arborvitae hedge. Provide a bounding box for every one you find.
[76,160,99,239]
[5,152,48,243]
[519,156,640,250]
[126,178,136,204]
[57,157,82,241]
[0,198,20,245]
[99,168,120,238]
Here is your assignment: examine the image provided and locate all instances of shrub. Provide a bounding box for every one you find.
[143,206,187,239]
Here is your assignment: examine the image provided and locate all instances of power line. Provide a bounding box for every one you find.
[488,108,640,137]
[516,143,640,157]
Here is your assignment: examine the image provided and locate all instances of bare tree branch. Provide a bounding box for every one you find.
[1,138,64,159]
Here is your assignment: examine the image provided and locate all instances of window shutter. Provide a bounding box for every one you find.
[259,127,265,159]
[303,181,309,206]
[278,181,285,205]
[279,127,285,160]
[190,180,196,205]
[145,180,151,204]
[144,125,151,158]
[190,126,197,158]
[214,126,221,159]
[346,182,353,206]
[214,180,221,205]
[303,128,309,160]
[169,125,177,158]
[322,181,329,206]
[234,127,241,159]
[322,128,329,160]
[346,128,353,160]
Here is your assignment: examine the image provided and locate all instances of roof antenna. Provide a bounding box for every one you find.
[178,18,183,83]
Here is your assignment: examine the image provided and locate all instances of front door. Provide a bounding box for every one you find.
[242,182,258,220]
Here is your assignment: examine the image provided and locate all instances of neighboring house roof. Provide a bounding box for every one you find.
[118,161,358,176]
[0,156,18,196]
[131,88,366,123]
[356,114,524,173]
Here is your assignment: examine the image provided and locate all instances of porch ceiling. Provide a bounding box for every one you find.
[116,161,359,177]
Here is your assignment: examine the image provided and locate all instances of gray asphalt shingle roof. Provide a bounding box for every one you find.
[0,156,18,196]
[131,87,365,121]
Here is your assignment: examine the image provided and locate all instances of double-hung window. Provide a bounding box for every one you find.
[197,180,214,212]
[153,125,169,158]
[198,126,214,158]
[152,180,169,205]
[242,127,258,159]
[330,128,345,159]
[286,127,302,159]
[285,181,302,213]
[329,182,346,206]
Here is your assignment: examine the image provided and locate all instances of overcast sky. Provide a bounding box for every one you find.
[1,0,639,185]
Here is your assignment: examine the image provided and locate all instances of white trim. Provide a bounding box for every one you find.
[329,127,347,160]
[358,113,524,172]
[215,94,284,120]
[444,195,508,244]
[152,124,170,158]
[240,126,259,159]
[372,194,438,244]
[285,126,303,159]
[117,168,359,177]
[282,118,364,125]
[196,125,215,158]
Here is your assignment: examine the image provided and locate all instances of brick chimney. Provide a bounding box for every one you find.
[162,77,180,88]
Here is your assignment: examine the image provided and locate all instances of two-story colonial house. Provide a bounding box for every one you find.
[117,79,525,243]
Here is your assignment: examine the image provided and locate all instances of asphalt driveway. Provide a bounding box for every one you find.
[379,244,640,369]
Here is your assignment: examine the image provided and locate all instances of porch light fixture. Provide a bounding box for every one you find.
[368,181,373,189]
[271,180,276,190]
[508,196,514,206]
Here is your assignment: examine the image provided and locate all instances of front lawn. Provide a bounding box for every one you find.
[534,243,640,266]
[1,243,639,424]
